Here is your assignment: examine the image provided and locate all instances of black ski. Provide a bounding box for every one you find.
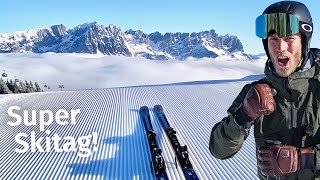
[140,106,168,180]
[154,105,199,180]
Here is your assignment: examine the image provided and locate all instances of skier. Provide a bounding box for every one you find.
[209,1,320,179]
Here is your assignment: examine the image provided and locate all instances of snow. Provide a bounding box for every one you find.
[202,38,227,56]
[0,53,266,179]
[124,34,167,57]
[205,46,227,56]
[0,27,53,43]
[0,80,260,179]
[230,50,248,60]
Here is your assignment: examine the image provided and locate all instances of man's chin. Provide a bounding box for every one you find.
[275,68,291,77]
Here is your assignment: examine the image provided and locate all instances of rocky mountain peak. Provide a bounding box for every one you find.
[0,22,249,60]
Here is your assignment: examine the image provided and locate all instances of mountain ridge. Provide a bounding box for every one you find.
[0,22,253,60]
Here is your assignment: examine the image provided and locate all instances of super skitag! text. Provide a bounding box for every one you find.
[7,106,98,158]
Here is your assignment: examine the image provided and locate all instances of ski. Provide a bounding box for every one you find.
[140,106,168,180]
[154,105,199,180]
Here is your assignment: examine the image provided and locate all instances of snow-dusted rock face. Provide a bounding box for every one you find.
[0,22,250,60]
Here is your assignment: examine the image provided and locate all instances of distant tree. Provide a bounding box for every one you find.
[6,79,15,92]
[19,81,27,93]
[29,81,36,92]
[34,82,42,92]
[25,81,32,93]
[0,79,12,94]
[0,79,44,94]
[13,81,19,93]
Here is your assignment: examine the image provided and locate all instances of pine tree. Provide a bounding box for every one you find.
[0,78,45,94]
[0,79,12,94]
[19,81,26,93]
[25,81,32,93]
[34,82,42,92]
[13,81,19,93]
[29,81,36,92]
[6,79,14,92]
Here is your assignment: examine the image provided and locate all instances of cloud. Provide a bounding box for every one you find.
[0,53,266,91]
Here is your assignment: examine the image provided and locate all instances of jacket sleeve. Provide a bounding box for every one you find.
[209,83,253,160]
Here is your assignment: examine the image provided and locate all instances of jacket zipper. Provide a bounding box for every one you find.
[290,101,296,129]
[288,77,300,147]
[286,78,293,130]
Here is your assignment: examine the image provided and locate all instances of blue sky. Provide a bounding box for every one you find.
[1,0,319,54]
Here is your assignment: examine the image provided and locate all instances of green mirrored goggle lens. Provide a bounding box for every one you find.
[256,13,299,39]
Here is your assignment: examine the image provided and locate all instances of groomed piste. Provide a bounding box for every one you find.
[0,77,260,180]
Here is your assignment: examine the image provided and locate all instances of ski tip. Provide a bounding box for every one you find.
[154,105,163,111]
[140,106,149,111]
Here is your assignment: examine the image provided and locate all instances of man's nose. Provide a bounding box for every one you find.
[276,39,288,53]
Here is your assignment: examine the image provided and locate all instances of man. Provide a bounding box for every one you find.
[209,1,320,179]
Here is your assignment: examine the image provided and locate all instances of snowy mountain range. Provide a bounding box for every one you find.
[0,22,252,60]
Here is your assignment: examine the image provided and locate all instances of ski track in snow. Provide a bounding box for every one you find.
[0,79,259,180]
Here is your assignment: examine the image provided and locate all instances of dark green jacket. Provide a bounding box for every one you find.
[209,57,320,179]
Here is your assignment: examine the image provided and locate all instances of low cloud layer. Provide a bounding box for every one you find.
[0,53,266,91]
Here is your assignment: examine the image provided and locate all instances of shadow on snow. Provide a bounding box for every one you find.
[67,109,158,180]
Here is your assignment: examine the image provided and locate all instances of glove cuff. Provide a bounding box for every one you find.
[235,105,254,129]
[299,148,315,170]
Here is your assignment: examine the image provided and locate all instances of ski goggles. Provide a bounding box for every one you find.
[256,13,299,39]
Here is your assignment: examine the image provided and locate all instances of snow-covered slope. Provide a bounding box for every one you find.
[0,78,259,179]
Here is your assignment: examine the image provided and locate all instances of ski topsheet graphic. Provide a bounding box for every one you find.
[139,106,168,180]
[153,105,199,180]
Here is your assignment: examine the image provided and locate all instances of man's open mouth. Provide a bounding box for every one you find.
[277,56,289,66]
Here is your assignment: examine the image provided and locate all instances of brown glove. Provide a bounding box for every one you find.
[258,145,315,176]
[242,84,275,120]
